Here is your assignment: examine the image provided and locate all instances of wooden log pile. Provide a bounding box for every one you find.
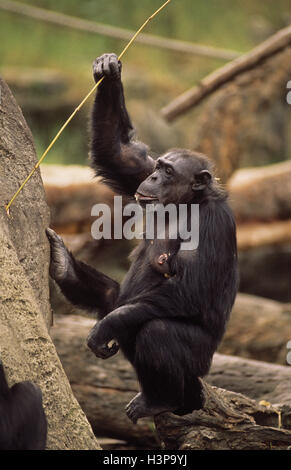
[51,313,291,449]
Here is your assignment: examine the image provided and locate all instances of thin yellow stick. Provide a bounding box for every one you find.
[5,0,171,216]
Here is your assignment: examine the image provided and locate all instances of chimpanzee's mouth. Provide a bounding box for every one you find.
[135,192,159,203]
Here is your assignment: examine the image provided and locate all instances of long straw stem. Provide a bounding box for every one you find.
[5,0,171,216]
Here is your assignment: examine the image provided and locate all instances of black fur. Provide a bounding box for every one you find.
[0,362,47,450]
[47,53,238,423]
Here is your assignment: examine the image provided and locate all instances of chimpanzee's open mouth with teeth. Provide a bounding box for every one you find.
[135,192,159,203]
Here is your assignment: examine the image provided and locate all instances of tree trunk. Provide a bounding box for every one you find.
[0,78,100,450]
[0,77,52,328]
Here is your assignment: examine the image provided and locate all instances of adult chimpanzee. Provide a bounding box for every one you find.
[0,361,47,449]
[46,53,238,423]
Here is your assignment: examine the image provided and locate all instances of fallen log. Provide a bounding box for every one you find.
[207,354,291,406]
[52,292,291,365]
[221,293,291,364]
[51,313,291,445]
[228,161,291,223]
[237,221,291,250]
[154,380,291,450]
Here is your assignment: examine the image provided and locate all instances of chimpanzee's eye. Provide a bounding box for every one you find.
[166,167,173,175]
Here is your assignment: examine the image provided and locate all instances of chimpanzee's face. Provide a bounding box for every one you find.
[135,150,212,206]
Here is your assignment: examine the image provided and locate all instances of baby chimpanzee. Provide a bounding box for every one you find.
[0,361,47,449]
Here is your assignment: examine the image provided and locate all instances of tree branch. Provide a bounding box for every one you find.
[162,25,291,121]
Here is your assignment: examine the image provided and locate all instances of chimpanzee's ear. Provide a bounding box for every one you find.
[192,169,212,191]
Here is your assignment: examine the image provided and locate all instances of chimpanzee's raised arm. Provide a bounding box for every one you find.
[91,53,155,197]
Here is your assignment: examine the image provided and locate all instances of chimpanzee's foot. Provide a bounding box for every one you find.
[125,392,175,424]
[46,228,75,282]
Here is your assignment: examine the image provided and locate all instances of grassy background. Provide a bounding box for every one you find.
[0,0,290,164]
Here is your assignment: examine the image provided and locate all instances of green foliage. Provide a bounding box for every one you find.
[0,0,290,164]
[2,0,290,71]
